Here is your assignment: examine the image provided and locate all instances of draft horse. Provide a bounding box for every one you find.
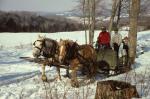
[58,39,97,87]
[32,35,61,81]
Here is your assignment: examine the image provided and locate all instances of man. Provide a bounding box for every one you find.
[111,28,122,58]
[119,37,129,57]
[97,26,111,49]
[119,36,129,65]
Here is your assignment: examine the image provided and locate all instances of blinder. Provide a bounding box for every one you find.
[33,39,45,54]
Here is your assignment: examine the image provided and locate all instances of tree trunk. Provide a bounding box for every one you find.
[90,0,96,45]
[88,0,92,44]
[95,80,139,99]
[108,0,121,32]
[83,0,87,44]
[128,0,140,64]
[116,0,122,27]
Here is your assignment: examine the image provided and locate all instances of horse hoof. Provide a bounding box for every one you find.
[56,76,62,81]
[41,75,47,82]
[71,81,79,88]
[58,77,62,81]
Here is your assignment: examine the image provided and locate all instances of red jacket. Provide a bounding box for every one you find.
[98,31,110,44]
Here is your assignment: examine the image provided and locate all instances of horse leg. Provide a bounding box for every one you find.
[64,68,70,78]
[41,64,47,82]
[85,65,91,79]
[56,67,61,81]
[70,59,79,87]
[90,63,97,82]
[71,68,79,87]
[86,63,95,79]
[81,65,86,75]
[62,68,69,78]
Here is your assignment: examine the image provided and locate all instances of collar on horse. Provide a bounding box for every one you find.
[77,45,94,64]
[64,42,93,64]
[65,42,78,60]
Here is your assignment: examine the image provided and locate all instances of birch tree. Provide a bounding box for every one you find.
[76,0,101,44]
[89,0,96,45]
[108,0,121,32]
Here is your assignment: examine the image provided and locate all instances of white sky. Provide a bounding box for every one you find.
[0,0,77,12]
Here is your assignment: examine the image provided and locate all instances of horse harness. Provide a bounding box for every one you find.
[63,42,79,64]
[64,42,94,66]
[77,45,95,66]
[33,39,44,54]
[33,39,58,58]
[42,39,58,58]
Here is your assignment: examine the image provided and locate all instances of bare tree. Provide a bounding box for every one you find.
[128,0,140,64]
[140,0,150,15]
[0,11,83,32]
[88,0,96,45]
[83,0,88,44]
[75,0,88,44]
[91,0,96,45]
[75,0,104,44]
[108,0,122,32]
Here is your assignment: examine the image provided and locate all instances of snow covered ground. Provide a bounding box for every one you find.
[0,30,150,99]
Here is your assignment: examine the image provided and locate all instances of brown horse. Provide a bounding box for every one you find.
[32,35,61,81]
[58,39,97,87]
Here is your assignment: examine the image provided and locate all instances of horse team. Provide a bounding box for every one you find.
[32,35,125,87]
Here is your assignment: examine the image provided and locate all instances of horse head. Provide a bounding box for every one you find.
[32,35,45,58]
[58,39,78,63]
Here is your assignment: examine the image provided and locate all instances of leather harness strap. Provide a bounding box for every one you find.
[33,39,44,54]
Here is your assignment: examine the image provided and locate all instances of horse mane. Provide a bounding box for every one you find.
[59,39,79,61]
[60,39,74,46]
[42,38,58,58]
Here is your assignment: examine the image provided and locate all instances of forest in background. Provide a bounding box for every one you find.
[0,11,84,33]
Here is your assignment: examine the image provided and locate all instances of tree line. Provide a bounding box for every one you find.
[0,11,84,33]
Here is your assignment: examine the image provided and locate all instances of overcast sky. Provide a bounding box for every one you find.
[0,0,77,12]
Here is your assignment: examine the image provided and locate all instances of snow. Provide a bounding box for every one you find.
[0,30,150,99]
[0,31,91,47]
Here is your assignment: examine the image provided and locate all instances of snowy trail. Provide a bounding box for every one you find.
[0,47,43,86]
[0,71,40,86]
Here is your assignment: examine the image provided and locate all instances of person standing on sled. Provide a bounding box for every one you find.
[119,36,129,66]
[96,26,111,50]
[111,28,122,59]
[96,26,115,75]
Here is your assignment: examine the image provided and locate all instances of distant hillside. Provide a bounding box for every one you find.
[0,11,83,33]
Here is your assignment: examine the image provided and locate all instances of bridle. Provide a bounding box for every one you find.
[33,39,44,54]
[59,43,67,58]
[59,42,95,66]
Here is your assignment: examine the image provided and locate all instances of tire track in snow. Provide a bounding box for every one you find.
[0,71,41,86]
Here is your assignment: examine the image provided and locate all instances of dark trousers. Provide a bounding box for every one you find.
[123,44,129,65]
[123,44,129,58]
[98,43,110,50]
[113,43,120,58]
